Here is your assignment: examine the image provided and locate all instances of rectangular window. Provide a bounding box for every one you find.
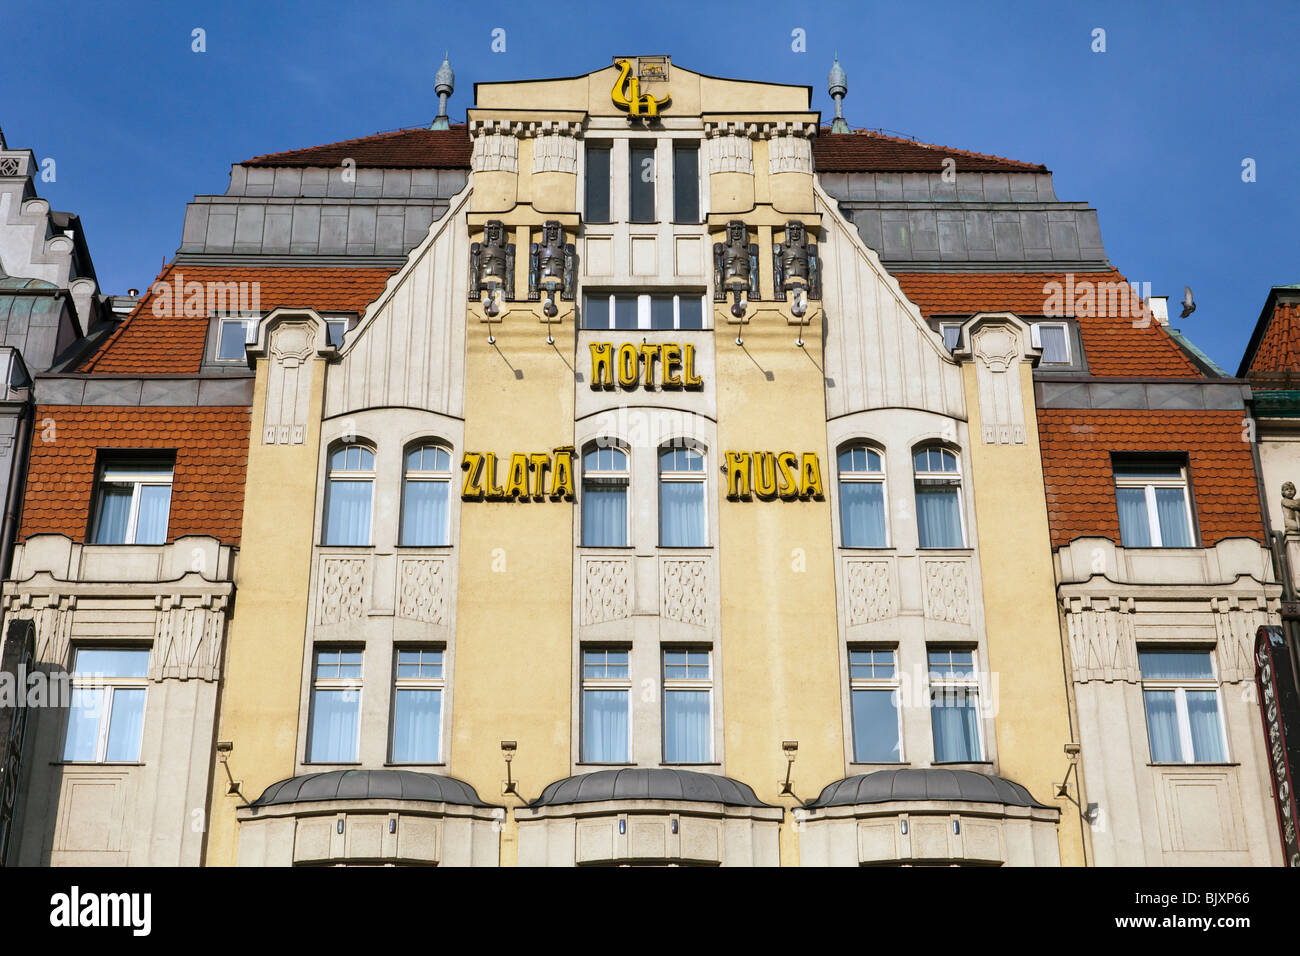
[849,648,902,762]
[672,142,699,223]
[391,648,444,763]
[928,648,983,762]
[325,317,351,348]
[1114,461,1195,547]
[629,143,656,223]
[63,647,150,763]
[663,649,712,763]
[582,293,709,331]
[1033,322,1070,365]
[1140,649,1227,763]
[585,144,611,223]
[581,649,630,763]
[91,459,174,545]
[215,317,256,361]
[582,445,630,547]
[940,322,962,352]
[659,445,707,547]
[309,648,362,763]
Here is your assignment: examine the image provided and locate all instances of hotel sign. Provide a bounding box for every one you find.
[589,342,703,390]
[1255,624,1300,867]
[611,58,669,117]
[462,447,575,501]
[726,451,824,501]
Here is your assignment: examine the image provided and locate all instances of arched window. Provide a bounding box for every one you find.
[582,442,629,547]
[838,445,887,548]
[401,443,453,546]
[323,443,375,546]
[659,443,707,547]
[913,445,965,549]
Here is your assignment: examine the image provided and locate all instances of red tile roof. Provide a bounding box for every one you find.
[893,270,1200,377]
[242,125,472,168]
[20,405,251,545]
[81,264,398,373]
[814,129,1047,173]
[1037,409,1264,549]
[1244,298,1300,383]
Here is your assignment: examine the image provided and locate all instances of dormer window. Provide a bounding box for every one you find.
[91,458,174,545]
[1032,322,1070,365]
[215,317,256,361]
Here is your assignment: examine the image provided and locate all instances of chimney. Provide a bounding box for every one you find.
[1149,295,1169,325]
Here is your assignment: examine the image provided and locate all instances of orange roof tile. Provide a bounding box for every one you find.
[20,405,251,545]
[814,129,1047,173]
[1245,299,1300,382]
[82,263,397,373]
[242,125,472,168]
[893,270,1200,377]
[1037,409,1264,549]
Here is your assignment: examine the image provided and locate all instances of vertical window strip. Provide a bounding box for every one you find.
[663,648,712,763]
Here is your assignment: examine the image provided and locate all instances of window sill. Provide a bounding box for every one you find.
[51,761,144,767]
[394,545,454,551]
[1147,762,1239,768]
[317,544,373,550]
[384,762,446,768]
[838,546,896,552]
[579,545,635,551]
[848,761,910,767]
[302,762,363,768]
[575,762,637,767]
[660,762,720,768]
[916,548,974,553]
[930,760,993,767]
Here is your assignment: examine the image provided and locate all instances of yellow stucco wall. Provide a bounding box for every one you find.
[204,355,325,866]
[962,359,1087,867]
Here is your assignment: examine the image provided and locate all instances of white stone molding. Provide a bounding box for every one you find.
[318,556,369,624]
[844,558,894,624]
[768,132,813,175]
[582,557,632,626]
[661,559,708,626]
[922,559,972,624]
[397,557,448,625]
[702,130,753,175]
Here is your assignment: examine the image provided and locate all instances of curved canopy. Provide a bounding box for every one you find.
[532,768,772,809]
[806,768,1050,809]
[251,769,495,808]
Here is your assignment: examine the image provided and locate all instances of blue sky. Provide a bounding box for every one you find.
[3,0,1296,372]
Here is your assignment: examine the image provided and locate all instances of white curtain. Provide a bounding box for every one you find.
[94,486,132,544]
[582,689,628,762]
[392,689,441,762]
[1155,488,1192,546]
[1117,487,1151,546]
[916,486,962,548]
[664,690,710,762]
[840,482,886,547]
[105,687,146,761]
[135,485,172,544]
[1186,690,1225,762]
[1143,690,1180,761]
[660,481,705,547]
[582,482,627,546]
[930,689,981,761]
[324,479,373,546]
[310,689,359,762]
[402,479,449,546]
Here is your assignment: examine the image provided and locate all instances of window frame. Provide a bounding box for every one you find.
[583,142,612,224]
[912,445,967,549]
[1113,459,1197,548]
[628,141,657,224]
[389,646,445,764]
[939,322,963,353]
[848,646,903,764]
[214,315,257,362]
[837,443,889,549]
[581,292,708,331]
[658,442,709,548]
[62,646,150,764]
[661,647,714,764]
[1032,321,1071,365]
[1138,647,1230,765]
[580,647,632,765]
[581,441,631,548]
[927,646,985,763]
[671,141,700,224]
[322,442,377,547]
[307,647,364,764]
[90,457,175,546]
[399,441,454,547]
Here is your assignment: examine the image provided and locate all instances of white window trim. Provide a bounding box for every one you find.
[659,445,709,548]
[671,140,701,224]
[93,463,173,546]
[939,322,963,352]
[838,445,889,548]
[214,314,258,362]
[913,447,967,549]
[391,648,445,764]
[66,651,149,763]
[662,648,714,764]
[927,648,985,762]
[1115,466,1195,548]
[1031,321,1072,365]
[581,649,632,764]
[849,647,903,763]
[310,649,363,763]
[582,443,631,548]
[583,292,709,331]
[629,141,657,223]
[324,445,376,546]
[1140,653,1229,764]
[401,444,453,547]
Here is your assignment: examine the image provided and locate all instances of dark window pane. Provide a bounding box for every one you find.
[583,294,610,330]
[585,146,610,222]
[678,296,703,329]
[650,296,674,330]
[614,295,638,330]
[673,144,699,222]
[630,144,655,223]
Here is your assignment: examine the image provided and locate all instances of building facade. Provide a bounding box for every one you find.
[0,57,1288,867]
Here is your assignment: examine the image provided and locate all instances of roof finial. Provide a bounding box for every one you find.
[432,53,455,130]
[828,54,850,134]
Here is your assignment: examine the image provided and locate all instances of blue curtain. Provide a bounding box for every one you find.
[402,480,449,546]
[931,690,981,761]
[1116,487,1152,546]
[105,688,146,761]
[310,689,360,762]
[660,481,705,547]
[664,690,711,762]
[841,482,886,547]
[1155,488,1192,546]
[1143,689,1181,761]
[63,688,104,760]
[582,483,628,546]
[135,485,171,544]
[852,689,900,762]
[916,486,962,548]
[392,688,441,762]
[582,689,628,762]
[93,486,132,544]
[324,480,372,546]
[1186,690,1226,762]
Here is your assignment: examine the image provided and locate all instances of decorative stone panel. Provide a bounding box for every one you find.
[318,557,368,624]
[1062,597,1139,683]
[151,594,229,681]
[661,560,708,627]
[396,558,448,625]
[532,131,580,174]
[971,323,1027,445]
[768,133,813,175]
[582,558,631,626]
[922,559,971,624]
[262,320,316,445]
[470,130,519,173]
[844,559,894,624]
[702,132,753,175]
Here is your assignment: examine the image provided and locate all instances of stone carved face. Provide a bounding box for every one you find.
[485,220,503,247]
[727,220,747,245]
[542,220,562,246]
[786,220,805,245]
[1285,481,1296,500]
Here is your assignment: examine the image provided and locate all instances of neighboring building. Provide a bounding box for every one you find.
[0,57,1287,867]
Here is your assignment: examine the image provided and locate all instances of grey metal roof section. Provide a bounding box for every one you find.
[1035,379,1247,411]
[806,768,1050,809]
[531,768,773,808]
[251,769,495,808]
